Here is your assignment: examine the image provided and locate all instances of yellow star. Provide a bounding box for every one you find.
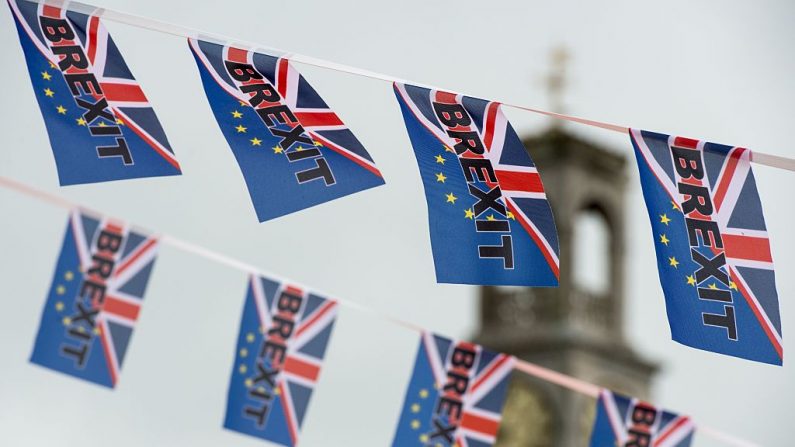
[76,326,85,333]
[273,145,283,154]
[660,234,670,246]
[98,121,107,127]
[660,214,671,225]
[445,192,457,204]
[55,301,64,312]
[246,332,255,343]
[41,71,52,81]
[56,285,66,295]
[419,434,429,443]
[44,88,54,97]
[464,208,475,220]
[231,110,243,118]
[313,140,323,147]
[671,201,680,211]
[668,256,679,268]
[62,316,72,326]
[435,172,447,183]
[244,378,253,388]
[274,387,281,396]
[49,61,57,69]
[507,211,515,220]
[235,124,247,133]
[92,327,101,335]
[443,145,455,153]
[239,348,248,358]
[708,283,719,290]
[411,403,420,413]
[686,275,696,286]
[410,420,420,430]
[56,105,67,115]
[435,154,446,164]
[486,214,497,221]
[115,118,125,126]
[239,100,248,106]
[250,137,262,146]
[296,146,304,152]
[729,281,738,291]
[419,389,429,399]
[76,117,87,126]
[239,364,247,374]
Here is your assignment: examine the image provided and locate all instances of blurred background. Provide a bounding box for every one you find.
[0,0,793,445]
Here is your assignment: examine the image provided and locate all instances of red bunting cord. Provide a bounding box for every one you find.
[22,0,795,173]
[0,174,760,447]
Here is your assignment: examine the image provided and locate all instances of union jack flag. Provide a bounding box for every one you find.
[30,209,159,388]
[224,274,338,446]
[589,389,695,447]
[394,83,559,286]
[630,129,782,365]
[392,332,515,447]
[7,0,181,185]
[188,38,384,222]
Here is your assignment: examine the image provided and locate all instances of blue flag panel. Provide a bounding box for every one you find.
[392,332,514,447]
[630,129,782,365]
[7,0,181,185]
[589,389,695,447]
[188,39,385,222]
[31,209,159,388]
[393,83,559,286]
[224,274,338,446]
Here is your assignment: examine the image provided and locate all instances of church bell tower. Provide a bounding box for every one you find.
[477,127,658,446]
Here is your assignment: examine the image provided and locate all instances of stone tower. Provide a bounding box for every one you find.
[476,128,658,446]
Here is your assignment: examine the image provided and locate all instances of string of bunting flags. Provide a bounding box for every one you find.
[0,175,758,447]
[0,0,790,444]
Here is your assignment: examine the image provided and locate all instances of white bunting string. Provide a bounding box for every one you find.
[0,174,760,447]
[20,0,795,172]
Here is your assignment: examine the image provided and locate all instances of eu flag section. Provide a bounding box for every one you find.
[7,0,181,185]
[589,389,695,447]
[392,332,515,447]
[30,209,159,388]
[188,39,385,222]
[224,274,338,446]
[393,83,559,286]
[630,129,782,365]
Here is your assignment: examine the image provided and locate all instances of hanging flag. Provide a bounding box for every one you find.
[224,274,338,446]
[6,0,181,185]
[589,389,695,447]
[30,209,159,388]
[393,83,559,286]
[392,332,514,446]
[188,39,384,222]
[630,129,782,365]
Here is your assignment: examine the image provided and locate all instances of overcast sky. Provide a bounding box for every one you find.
[0,0,793,446]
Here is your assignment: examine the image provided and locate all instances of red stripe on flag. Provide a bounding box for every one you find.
[673,136,699,149]
[434,91,457,104]
[226,47,248,64]
[507,201,560,280]
[482,102,500,150]
[653,417,690,447]
[470,355,510,394]
[42,5,61,18]
[723,234,772,263]
[730,267,783,360]
[115,238,157,277]
[295,301,335,339]
[102,296,140,321]
[101,83,148,103]
[495,170,544,193]
[277,59,289,98]
[460,412,500,437]
[115,110,182,171]
[97,323,118,386]
[86,16,100,64]
[713,148,744,212]
[283,356,320,382]
[294,111,344,128]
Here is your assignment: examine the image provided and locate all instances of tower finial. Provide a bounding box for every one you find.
[545,46,569,119]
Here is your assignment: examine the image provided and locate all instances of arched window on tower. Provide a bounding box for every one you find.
[572,206,611,296]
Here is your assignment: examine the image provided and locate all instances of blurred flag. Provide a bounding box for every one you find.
[224,274,338,446]
[7,0,181,185]
[188,39,384,222]
[392,332,514,447]
[31,209,159,388]
[630,129,782,365]
[393,83,559,286]
[589,389,695,447]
